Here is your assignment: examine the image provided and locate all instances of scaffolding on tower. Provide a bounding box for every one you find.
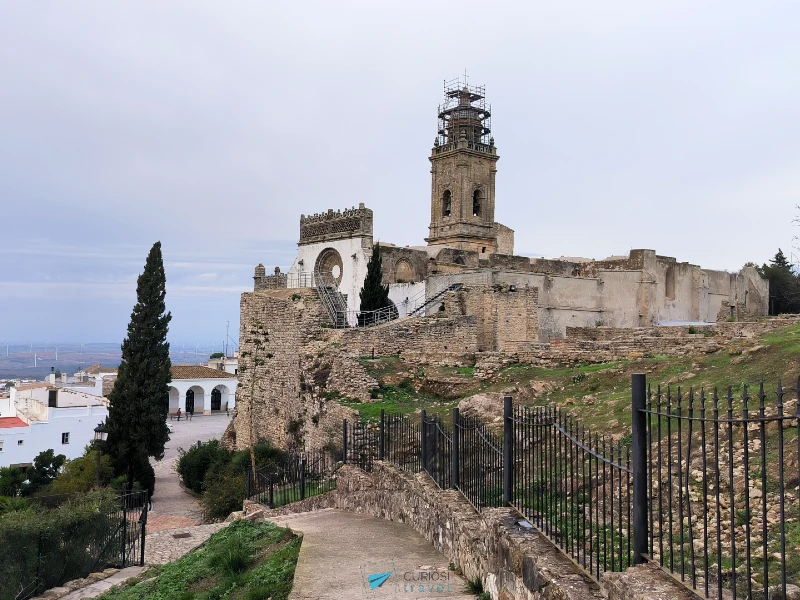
[437,76,493,150]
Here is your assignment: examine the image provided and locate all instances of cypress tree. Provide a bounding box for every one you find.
[105,242,172,493]
[359,243,391,315]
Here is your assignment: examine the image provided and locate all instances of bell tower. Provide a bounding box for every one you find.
[426,77,502,254]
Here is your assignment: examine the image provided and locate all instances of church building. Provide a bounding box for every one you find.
[253,77,768,345]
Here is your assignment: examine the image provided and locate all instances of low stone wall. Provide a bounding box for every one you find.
[338,315,479,358]
[243,462,695,600]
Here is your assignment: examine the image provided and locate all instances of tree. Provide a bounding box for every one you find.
[359,244,391,316]
[23,449,66,496]
[0,467,27,497]
[105,241,172,493]
[759,249,800,315]
[49,448,114,493]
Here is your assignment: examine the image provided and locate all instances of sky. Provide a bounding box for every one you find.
[1,1,799,345]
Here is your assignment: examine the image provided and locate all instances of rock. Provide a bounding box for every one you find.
[458,392,506,421]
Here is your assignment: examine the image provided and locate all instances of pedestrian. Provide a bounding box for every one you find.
[189,408,193,421]
[226,404,229,417]
[177,407,182,421]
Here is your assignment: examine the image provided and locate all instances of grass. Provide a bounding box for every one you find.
[343,321,800,436]
[96,520,301,600]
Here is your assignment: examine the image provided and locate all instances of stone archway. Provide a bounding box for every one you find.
[395,259,415,283]
[315,248,344,286]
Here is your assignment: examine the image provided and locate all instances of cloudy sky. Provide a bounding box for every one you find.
[1,1,799,345]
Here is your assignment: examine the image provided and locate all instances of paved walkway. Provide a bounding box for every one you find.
[59,567,146,600]
[144,523,228,565]
[269,509,472,600]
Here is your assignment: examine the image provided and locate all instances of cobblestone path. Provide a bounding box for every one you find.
[144,523,228,565]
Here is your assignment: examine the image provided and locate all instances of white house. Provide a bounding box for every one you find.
[0,383,108,468]
[169,365,237,415]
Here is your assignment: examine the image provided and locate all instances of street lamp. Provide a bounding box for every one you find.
[94,423,108,488]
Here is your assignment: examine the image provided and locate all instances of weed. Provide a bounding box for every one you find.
[688,325,697,334]
[466,577,484,594]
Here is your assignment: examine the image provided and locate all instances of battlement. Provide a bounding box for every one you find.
[299,203,373,245]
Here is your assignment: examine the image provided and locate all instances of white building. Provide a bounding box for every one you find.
[169,365,237,415]
[206,352,239,375]
[0,383,108,468]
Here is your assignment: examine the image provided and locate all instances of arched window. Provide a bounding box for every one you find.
[442,190,451,217]
[472,189,482,217]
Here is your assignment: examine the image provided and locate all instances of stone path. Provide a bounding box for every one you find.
[268,509,473,600]
[149,456,204,523]
[59,567,146,600]
[144,523,228,565]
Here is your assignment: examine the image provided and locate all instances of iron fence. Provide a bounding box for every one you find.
[383,411,421,474]
[248,451,338,509]
[455,409,504,511]
[327,375,798,599]
[643,379,800,599]
[422,411,452,490]
[510,404,633,579]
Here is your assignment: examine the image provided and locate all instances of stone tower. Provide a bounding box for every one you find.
[426,78,507,255]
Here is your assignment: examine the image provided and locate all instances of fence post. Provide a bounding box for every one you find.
[300,458,307,500]
[121,503,127,566]
[631,373,648,565]
[140,494,148,566]
[503,396,513,506]
[421,410,427,473]
[342,419,348,464]
[269,475,274,508]
[452,407,460,490]
[379,409,385,461]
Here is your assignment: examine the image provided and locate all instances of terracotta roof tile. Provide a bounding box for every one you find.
[0,417,28,429]
[171,365,237,380]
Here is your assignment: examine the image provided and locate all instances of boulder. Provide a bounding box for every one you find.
[458,393,506,422]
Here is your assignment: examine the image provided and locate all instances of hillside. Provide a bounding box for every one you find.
[342,321,800,436]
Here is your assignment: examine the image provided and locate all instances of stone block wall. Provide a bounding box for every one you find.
[231,289,358,452]
[338,315,479,358]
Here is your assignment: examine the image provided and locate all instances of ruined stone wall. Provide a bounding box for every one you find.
[232,289,357,452]
[379,245,428,284]
[494,223,514,256]
[458,286,539,352]
[338,315,479,358]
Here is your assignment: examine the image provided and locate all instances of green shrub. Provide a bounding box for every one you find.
[688,325,697,334]
[176,440,231,494]
[0,490,119,600]
[178,440,286,521]
[0,497,32,515]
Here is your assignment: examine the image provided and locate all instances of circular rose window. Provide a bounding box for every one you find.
[314,248,344,286]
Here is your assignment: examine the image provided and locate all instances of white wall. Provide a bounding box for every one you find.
[388,282,426,317]
[168,377,237,414]
[287,238,370,323]
[0,405,108,468]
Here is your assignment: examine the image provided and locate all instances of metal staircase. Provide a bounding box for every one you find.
[409,283,463,317]
[314,270,348,328]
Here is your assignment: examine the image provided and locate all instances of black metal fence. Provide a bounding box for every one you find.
[248,451,338,509]
[336,376,799,599]
[643,378,800,599]
[510,403,633,579]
